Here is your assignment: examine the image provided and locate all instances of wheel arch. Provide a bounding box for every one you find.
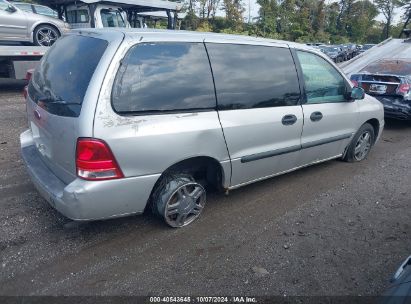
[364,118,380,144]
[162,156,226,191]
[145,156,227,213]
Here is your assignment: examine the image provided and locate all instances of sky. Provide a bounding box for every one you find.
[242,0,407,24]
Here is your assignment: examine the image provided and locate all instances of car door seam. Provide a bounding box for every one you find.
[203,40,233,188]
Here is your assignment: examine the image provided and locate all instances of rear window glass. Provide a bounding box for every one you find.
[206,43,301,110]
[112,43,216,114]
[29,35,107,117]
[360,60,411,76]
[67,10,89,23]
[100,9,126,27]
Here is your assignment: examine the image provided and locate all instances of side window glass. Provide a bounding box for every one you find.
[100,9,125,27]
[112,43,216,114]
[15,3,32,12]
[296,51,347,104]
[34,5,56,17]
[0,0,10,10]
[67,10,89,23]
[66,10,75,22]
[206,43,301,110]
[77,10,89,22]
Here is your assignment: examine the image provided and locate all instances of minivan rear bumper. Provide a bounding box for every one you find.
[20,129,160,221]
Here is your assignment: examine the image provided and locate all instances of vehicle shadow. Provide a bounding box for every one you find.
[384,118,411,130]
[58,157,345,237]
[0,79,27,92]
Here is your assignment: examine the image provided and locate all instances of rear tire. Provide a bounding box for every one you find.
[343,123,375,162]
[151,174,206,228]
[33,25,60,47]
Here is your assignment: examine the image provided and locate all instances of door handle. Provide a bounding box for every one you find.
[282,114,297,126]
[310,111,323,122]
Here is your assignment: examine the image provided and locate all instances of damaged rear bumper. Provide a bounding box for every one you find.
[376,96,411,120]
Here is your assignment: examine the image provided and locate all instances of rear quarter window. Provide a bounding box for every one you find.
[67,10,89,23]
[112,42,216,114]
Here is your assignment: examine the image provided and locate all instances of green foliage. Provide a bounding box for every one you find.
[182,0,403,44]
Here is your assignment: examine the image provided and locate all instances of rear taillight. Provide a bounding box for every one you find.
[25,69,33,81]
[351,80,359,87]
[23,69,33,99]
[398,84,410,94]
[76,138,124,181]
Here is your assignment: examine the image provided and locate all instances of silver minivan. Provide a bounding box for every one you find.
[20,29,384,227]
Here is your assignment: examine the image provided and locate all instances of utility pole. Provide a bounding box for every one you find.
[248,0,251,23]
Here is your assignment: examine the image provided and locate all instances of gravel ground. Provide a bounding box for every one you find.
[0,79,410,296]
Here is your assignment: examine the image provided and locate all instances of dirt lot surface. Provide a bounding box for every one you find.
[0,79,410,296]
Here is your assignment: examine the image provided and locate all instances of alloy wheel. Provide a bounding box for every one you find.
[36,27,58,46]
[164,182,206,228]
[354,131,371,161]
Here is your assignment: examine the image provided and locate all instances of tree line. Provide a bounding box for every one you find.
[180,0,411,44]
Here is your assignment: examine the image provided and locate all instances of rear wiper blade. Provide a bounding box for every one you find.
[36,96,63,104]
[40,86,66,103]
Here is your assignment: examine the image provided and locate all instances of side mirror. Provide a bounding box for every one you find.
[350,86,365,100]
[6,5,17,13]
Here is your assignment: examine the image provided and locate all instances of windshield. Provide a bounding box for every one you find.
[29,35,108,116]
[0,0,12,10]
[100,9,126,27]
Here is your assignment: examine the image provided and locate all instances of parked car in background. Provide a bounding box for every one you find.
[350,59,411,120]
[321,45,345,62]
[66,3,129,29]
[306,42,325,47]
[20,29,384,228]
[0,0,70,46]
[338,44,351,61]
[11,1,60,19]
[344,43,357,59]
[358,43,376,54]
[62,0,181,29]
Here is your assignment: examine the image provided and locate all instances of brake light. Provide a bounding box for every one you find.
[25,69,34,81]
[351,80,359,87]
[23,69,33,99]
[76,138,124,181]
[398,84,410,94]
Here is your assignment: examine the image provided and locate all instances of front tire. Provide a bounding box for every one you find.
[343,123,375,162]
[33,25,60,47]
[151,174,206,228]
